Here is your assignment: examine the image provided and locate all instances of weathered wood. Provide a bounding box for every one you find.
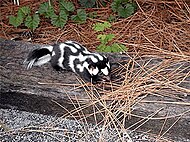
[0,39,190,141]
[0,39,129,119]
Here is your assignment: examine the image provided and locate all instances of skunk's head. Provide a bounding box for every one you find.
[85,55,111,82]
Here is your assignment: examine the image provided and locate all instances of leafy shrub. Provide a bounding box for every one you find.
[59,0,75,13]
[93,21,111,32]
[111,0,137,18]
[9,0,87,30]
[50,10,68,28]
[71,9,87,24]
[38,2,54,18]
[107,15,117,22]
[79,0,96,8]
[93,22,127,52]
[9,6,32,28]
[79,0,107,8]
[88,12,97,19]
[24,14,40,30]
[9,6,39,31]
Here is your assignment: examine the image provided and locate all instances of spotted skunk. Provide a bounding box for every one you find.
[24,41,111,83]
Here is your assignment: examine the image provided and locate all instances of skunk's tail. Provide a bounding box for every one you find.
[24,46,53,69]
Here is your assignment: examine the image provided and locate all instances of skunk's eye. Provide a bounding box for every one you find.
[98,71,103,75]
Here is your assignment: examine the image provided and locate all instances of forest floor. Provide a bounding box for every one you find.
[1,0,190,54]
[0,0,190,142]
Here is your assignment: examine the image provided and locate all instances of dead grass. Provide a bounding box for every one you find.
[0,0,190,141]
[0,0,190,53]
[58,53,189,141]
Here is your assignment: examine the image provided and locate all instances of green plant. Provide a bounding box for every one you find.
[93,21,111,32]
[93,22,127,52]
[71,9,87,24]
[87,12,97,19]
[24,14,40,30]
[9,6,37,29]
[97,34,115,44]
[9,0,87,30]
[79,0,107,8]
[38,2,54,18]
[39,0,86,27]
[111,0,137,18]
[59,0,75,12]
[107,15,117,22]
[39,1,70,28]
[79,0,96,8]
[51,10,68,28]
[97,34,127,52]
[9,6,40,30]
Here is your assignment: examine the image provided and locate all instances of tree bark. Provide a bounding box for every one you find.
[0,38,190,141]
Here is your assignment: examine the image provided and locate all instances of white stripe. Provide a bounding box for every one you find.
[92,67,99,75]
[69,55,77,72]
[76,64,84,72]
[65,41,82,49]
[61,43,78,53]
[34,54,51,66]
[90,56,98,63]
[106,62,110,69]
[27,59,35,69]
[95,53,103,61]
[101,67,109,76]
[58,44,65,68]
[40,45,53,52]
[52,51,55,56]
[77,53,98,63]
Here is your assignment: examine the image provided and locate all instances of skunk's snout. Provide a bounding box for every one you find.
[98,73,111,82]
[103,75,111,81]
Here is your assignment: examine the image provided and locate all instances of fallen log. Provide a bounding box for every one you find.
[0,38,190,141]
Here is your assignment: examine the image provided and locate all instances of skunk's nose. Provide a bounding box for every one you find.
[102,75,111,81]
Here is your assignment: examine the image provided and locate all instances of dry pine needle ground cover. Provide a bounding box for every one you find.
[0,0,190,141]
[1,0,190,54]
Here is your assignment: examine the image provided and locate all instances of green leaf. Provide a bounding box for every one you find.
[18,6,31,17]
[111,0,137,18]
[88,12,97,19]
[9,6,30,28]
[108,15,116,22]
[111,43,128,52]
[97,34,115,44]
[79,0,96,8]
[51,11,68,28]
[93,21,111,32]
[104,45,112,52]
[24,14,40,30]
[111,0,123,12]
[97,44,105,51]
[39,2,54,18]
[9,15,23,27]
[71,9,87,24]
[59,0,75,12]
[97,44,112,52]
[119,44,128,51]
[97,42,127,53]
[97,34,107,44]
[118,3,135,18]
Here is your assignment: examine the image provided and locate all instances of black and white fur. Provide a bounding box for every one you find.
[24,41,111,83]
